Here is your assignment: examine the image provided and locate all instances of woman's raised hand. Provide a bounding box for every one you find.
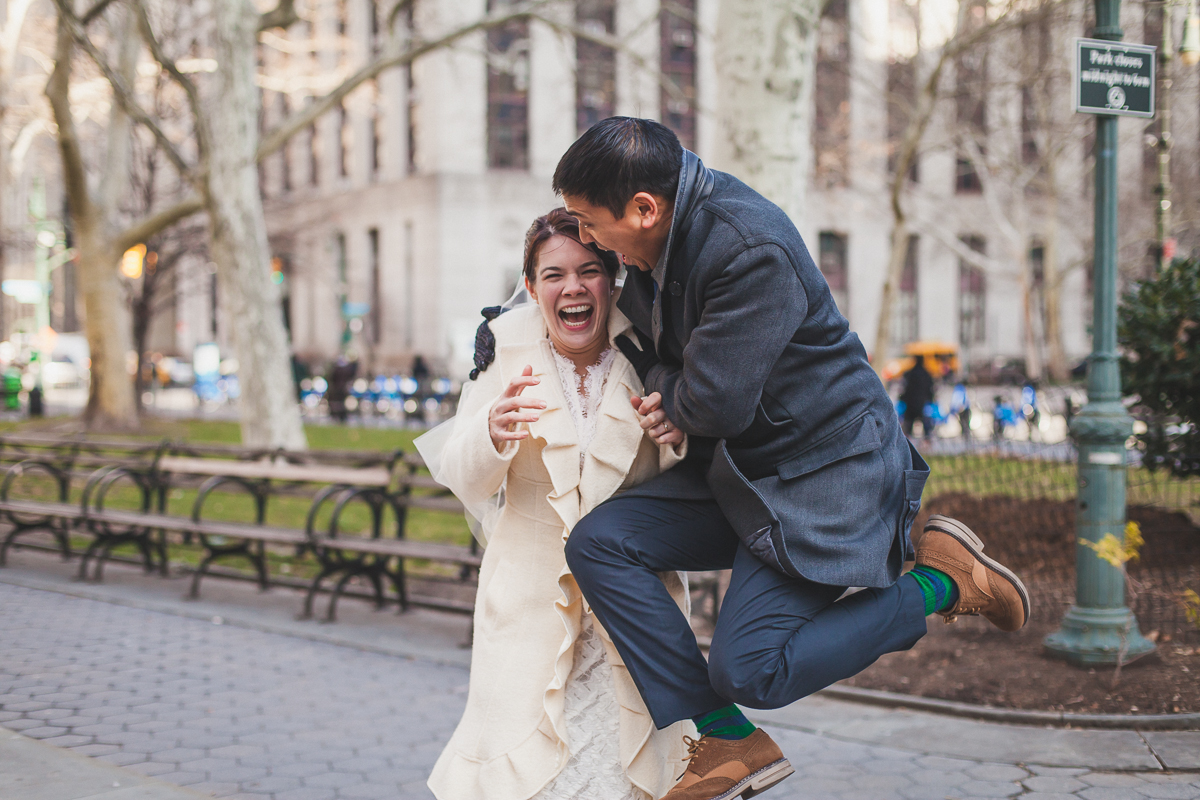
[489,365,545,452]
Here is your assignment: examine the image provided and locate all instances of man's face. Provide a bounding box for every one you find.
[561,193,670,273]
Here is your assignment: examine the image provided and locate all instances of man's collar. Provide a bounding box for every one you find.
[650,149,713,288]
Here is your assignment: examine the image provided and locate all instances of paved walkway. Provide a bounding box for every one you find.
[0,550,1197,800]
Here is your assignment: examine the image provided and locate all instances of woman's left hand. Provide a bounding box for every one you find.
[631,392,684,446]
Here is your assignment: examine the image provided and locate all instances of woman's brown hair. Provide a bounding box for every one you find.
[522,208,620,284]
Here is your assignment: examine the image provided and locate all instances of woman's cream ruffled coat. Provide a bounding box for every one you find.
[427,304,693,800]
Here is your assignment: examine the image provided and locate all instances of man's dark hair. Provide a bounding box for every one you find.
[552,117,683,219]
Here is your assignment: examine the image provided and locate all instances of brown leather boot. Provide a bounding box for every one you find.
[917,514,1030,632]
[664,730,794,800]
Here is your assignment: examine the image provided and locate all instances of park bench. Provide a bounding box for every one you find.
[0,436,480,621]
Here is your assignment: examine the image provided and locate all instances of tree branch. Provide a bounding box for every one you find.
[915,221,1007,276]
[132,0,208,161]
[81,0,118,25]
[46,11,94,225]
[113,197,205,255]
[257,0,555,161]
[259,0,299,32]
[52,0,195,183]
[960,134,1026,251]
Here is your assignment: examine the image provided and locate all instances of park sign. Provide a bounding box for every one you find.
[1075,38,1156,118]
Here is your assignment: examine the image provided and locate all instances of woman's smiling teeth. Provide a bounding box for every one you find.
[559,304,594,330]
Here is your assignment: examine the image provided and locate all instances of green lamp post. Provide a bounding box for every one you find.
[1044,0,1156,665]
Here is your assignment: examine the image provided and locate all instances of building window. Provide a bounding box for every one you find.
[210,272,219,340]
[338,102,350,179]
[335,232,348,346]
[309,122,319,186]
[954,0,987,194]
[959,235,987,348]
[819,231,849,315]
[486,0,530,170]
[369,228,381,345]
[370,80,382,179]
[815,0,851,188]
[404,220,415,350]
[955,157,982,193]
[660,0,696,151]
[576,0,615,134]
[370,0,382,57]
[280,94,292,192]
[1021,87,1039,165]
[404,3,418,173]
[887,56,918,181]
[894,235,919,346]
[1020,19,1051,169]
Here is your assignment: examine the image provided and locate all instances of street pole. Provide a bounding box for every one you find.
[1045,0,1156,665]
[1155,0,1175,273]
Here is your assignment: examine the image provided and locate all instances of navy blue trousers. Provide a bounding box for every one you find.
[565,496,929,729]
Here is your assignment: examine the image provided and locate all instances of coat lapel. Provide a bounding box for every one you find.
[578,358,644,517]
[495,303,650,536]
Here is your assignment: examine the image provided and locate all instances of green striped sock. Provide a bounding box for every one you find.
[907,566,959,615]
[693,704,756,740]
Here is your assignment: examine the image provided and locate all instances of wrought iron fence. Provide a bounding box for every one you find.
[921,444,1200,641]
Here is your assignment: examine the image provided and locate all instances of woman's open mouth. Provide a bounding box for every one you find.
[558,304,594,331]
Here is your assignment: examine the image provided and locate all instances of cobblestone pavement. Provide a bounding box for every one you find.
[1,582,1198,800]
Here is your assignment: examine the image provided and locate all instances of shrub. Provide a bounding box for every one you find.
[1119,258,1200,475]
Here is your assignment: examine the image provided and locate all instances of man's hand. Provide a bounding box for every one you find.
[488,366,545,452]
[630,391,683,446]
[615,329,660,386]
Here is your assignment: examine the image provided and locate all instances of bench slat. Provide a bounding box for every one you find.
[403,496,465,514]
[0,499,85,519]
[0,500,309,545]
[314,536,481,566]
[157,456,391,487]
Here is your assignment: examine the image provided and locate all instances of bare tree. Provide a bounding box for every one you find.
[47,2,203,429]
[871,0,1067,377]
[51,0,552,446]
[125,126,207,410]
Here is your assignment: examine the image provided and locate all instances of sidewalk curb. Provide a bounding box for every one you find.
[820,685,1200,731]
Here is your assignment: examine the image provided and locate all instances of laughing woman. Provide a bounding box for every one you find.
[427,209,693,800]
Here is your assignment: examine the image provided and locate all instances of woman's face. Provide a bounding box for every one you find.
[526,234,615,357]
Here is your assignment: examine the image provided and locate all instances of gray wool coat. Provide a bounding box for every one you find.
[617,150,929,589]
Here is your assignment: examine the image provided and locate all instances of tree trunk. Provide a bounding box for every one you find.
[46,9,139,429]
[875,217,910,369]
[77,233,137,426]
[203,0,306,449]
[712,0,823,222]
[1018,218,1043,381]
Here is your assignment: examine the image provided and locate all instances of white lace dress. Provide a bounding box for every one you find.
[531,345,651,800]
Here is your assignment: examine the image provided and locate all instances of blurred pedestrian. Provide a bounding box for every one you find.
[326,357,357,422]
[900,358,934,438]
[950,380,972,440]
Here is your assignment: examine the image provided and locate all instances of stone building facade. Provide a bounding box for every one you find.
[243,0,1199,381]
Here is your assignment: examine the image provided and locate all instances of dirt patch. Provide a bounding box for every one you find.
[841,495,1200,715]
[842,614,1200,714]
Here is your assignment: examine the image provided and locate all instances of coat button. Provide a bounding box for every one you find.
[668,281,683,296]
